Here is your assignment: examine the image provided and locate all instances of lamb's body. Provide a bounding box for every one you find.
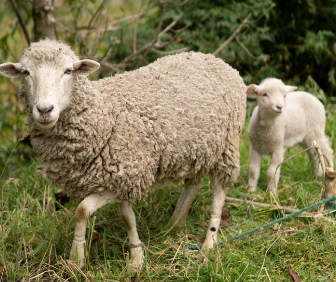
[0,40,246,270]
[247,78,333,193]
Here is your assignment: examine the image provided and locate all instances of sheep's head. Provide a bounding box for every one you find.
[246,78,297,115]
[0,39,100,129]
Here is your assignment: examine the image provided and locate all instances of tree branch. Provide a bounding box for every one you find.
[235,35,265,59]
[213,13,251,56]
[8,0,31,45]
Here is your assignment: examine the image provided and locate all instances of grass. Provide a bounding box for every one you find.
[1,102,336,281]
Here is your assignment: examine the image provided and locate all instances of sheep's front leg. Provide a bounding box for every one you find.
[118,202,144,272]
[69,191,117,268]
[202,177,227,250]
[248,145,262,192]
[168,178,201,229]
[267,147,284,193]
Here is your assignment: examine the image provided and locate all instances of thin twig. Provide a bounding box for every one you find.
[100,61,123,73]
[134,1,168,69]
[213,13,251,56]
[249,3,276,23]
[158,13,183,38]
[54,14,140,34]
[161,0,189,8]
[151,46,191,55]
[133,0,145,54]
[235,36,265,59]
[8,0,31,45]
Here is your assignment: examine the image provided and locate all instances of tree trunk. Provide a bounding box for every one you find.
[32,0,56,41]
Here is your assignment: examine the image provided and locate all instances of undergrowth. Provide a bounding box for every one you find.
[1,102,336,281]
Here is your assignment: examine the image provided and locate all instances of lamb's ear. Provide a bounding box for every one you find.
[285,85,297,93]
[73,59,100,75]
[0,62,23,78]
[246,84,259,98]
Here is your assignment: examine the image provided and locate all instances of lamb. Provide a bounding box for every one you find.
[247,78,333,193]
[0,39,246,271]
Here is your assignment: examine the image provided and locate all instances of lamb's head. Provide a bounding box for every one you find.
[247,78,297,115]
[0,39,100,129]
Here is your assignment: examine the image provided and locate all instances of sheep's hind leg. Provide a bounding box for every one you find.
[69,191,117,268]
[118,202,144,272]
[202,177,227,250]
[302,140,322,176]
[168,178,202,229]
[314,137,334,170]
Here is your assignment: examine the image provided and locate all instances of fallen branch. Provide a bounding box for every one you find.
[225,196,336,224]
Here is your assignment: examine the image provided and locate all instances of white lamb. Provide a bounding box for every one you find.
[0,39,246,271]
[247,78,333,193]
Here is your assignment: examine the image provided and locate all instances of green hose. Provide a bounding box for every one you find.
[187,195,336,250]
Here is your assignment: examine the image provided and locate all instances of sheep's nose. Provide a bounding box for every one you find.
[37,105,54,114]
[276,105,282,110]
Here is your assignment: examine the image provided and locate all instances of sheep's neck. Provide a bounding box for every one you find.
[258,107,282,128]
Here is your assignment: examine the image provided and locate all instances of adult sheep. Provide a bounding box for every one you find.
[247,78,333,193]
[0,39,246,270]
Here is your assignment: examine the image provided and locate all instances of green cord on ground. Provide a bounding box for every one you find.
[187,195,336,250]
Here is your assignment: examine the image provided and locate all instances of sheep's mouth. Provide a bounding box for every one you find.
[35,119,57,129]
[272,109,282,114]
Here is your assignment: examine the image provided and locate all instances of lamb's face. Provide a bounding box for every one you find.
[0,41,100,129]
[247,78,297,116]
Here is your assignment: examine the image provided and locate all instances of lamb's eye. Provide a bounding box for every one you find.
[262,93,268,97]
[22,70,30,76]
[64,69,72,75]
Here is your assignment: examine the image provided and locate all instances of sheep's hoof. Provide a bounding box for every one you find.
[248,185,257,193]
[129,246,144,273]
[68,259,85,272]
[69,240,86,269]
[269,187,277,194]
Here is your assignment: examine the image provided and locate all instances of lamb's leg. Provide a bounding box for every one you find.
[267,147,284,193]
[202,177,227,250]
[69,191,117,268]
[248,145,262,192]
[168,178,201,228]
[316,137,334,169]
[118,202,144,272]
[301,138,322,175]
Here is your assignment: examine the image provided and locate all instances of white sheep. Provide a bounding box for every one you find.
[0,39,246,271]
[247,78,334,193]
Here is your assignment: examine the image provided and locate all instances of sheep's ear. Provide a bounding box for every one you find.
[285,85,297,93]
[0,62,23,78]
[73,59,100,75]
[246,84,259,98]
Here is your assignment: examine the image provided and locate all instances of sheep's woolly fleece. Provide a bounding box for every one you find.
[21,41,247,202]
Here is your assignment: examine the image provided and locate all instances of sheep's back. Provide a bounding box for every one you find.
[97,52,246,200]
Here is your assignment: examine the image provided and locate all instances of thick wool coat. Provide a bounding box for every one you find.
[21,43,246,202]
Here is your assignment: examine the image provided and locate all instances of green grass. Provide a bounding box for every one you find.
[1,102,336,281]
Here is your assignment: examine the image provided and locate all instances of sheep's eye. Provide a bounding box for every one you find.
[64,69,72,75]
[262,93,268,97]
[22,70,30,76]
